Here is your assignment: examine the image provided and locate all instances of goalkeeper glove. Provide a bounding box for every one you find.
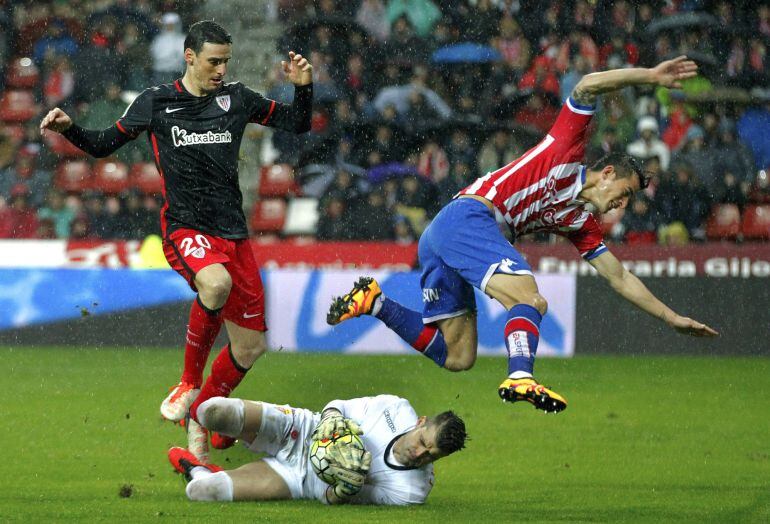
[326,437,367,471]
[311,409,362,441]
[331,451,372,498]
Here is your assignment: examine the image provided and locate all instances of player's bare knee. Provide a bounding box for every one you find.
[197,270,232,306]
[206,277,232,303]
[531,294,548,316]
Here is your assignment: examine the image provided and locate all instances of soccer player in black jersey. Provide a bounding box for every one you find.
[40,20,313,462]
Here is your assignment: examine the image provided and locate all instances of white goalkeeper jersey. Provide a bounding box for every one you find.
[323,395,435,505]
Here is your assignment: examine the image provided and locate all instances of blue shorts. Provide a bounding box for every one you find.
[418,198,532,323]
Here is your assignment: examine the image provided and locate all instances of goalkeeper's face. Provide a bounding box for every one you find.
[397,418,447,468]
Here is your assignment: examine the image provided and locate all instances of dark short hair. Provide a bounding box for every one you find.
[591,152,649,189]
[184,20,232,54]
[430,411,467,454]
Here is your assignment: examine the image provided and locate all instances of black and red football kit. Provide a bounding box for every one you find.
[62,79,312,330]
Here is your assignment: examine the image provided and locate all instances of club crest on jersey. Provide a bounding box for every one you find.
[216,94,231,112]
[542,209,556,225]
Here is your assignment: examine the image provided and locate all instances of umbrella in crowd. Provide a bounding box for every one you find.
[644,12,718,35]
[431,43,502,64]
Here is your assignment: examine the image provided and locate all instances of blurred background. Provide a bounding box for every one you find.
[0,0,767,354]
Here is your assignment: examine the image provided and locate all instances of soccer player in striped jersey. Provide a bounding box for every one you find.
[328,56,718,413]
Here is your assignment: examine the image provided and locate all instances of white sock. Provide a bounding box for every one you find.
[197,397,245,437]
[190,466,213,480]
[371,293,385,317]
[186,471,234,501]
[509,371,534,380]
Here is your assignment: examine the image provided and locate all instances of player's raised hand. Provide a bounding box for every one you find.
[39,107,73,133]
[668,314,719,337]
[282,51,313,86]
[651,55,698,89]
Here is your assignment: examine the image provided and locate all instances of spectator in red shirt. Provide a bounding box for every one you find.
[599,30,639,69]
[0,185,40,239]
[494,17,531,79]
[555,29,598,73]
[747,169,770,204]
[518,56,560,98]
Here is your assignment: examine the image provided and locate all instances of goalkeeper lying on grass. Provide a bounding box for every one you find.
[168,394,467,505]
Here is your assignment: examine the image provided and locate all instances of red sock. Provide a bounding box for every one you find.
[190,344,249,422]
[181,296,223,387]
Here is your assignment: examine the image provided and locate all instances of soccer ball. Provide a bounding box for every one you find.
[309,433,366,485]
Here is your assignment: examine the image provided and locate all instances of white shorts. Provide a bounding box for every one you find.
[241,402,328,501]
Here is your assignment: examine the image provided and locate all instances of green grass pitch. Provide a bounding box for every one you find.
[1,347,769,522]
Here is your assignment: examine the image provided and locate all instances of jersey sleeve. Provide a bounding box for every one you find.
[241,85,277,125]
[323,395,403,422]
[322,397,371,423]
[547,97,596,159]
[241,84,312,133]
[116,88,154,137]
[561,211,608,260]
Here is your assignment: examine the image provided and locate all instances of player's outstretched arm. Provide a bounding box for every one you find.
[40,112,134,158]
[572,55,698,107]
[589,251,719,337]
[40,107,133,158]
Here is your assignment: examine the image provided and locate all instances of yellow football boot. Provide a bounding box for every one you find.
[498,377,567,413]
[327,277,382,325]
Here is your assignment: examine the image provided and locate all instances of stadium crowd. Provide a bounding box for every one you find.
[1,0,769,243]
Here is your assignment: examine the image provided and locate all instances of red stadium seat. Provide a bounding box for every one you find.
[5,57,40,88]
[250,198,287,234]
[258,163,300,198]
[705,204,741,240]
[92,159,130,194]
[54,160,92,193]
[741,204,770,240]
[2,124,25,145]
[0,90,38,122]
[42,129,87,158]
[625,231,657,244]
[129,162,164,195]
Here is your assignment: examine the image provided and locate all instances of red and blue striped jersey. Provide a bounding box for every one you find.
[457,97,606,260]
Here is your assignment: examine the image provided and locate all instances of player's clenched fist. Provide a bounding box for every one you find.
[311,409,362,441]
[39,107,73,133]
[330,451,372,498]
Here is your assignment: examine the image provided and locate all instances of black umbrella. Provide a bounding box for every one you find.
[644,12,718,36]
